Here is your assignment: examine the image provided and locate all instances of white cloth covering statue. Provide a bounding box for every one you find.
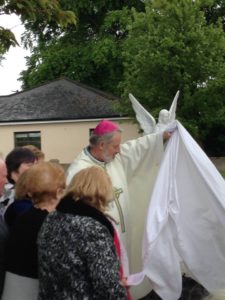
[127,94,225,300]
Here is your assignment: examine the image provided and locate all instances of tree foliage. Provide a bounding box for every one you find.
[18,0,225,155]
[19,1,144,94]
[0,0,76,59]
[119,0,225,155]
[204,0,225,30]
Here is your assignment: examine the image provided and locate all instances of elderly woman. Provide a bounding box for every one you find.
[38,166,127,299]
[2,162,65,300]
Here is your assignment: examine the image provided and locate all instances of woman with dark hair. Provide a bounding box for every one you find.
[38,166,127,299]
[23,145,45,162]
[5,147,36,185]
[0,147,36,220]
[4,169,32,228]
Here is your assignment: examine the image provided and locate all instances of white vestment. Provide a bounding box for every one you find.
[67,133,164,299]
[130,121,225,300]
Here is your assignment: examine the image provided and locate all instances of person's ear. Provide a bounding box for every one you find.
[99,141,105,151]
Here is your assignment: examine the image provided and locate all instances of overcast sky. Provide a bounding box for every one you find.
[0,14,30,96]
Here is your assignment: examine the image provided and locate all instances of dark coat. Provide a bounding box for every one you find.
[38,196,127,300]
[2,207,48,300]
[5,206,48,278]
[4,199,32,228]
[0,216,8,296]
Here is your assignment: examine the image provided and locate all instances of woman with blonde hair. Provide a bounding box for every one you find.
[38,166,127,299]
[2,162,65,300]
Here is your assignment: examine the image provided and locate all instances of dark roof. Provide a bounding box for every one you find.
[0,78,122,123]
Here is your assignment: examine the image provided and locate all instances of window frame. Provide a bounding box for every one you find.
[14,131,41,149]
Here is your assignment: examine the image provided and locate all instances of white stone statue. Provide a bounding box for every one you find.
[129,90,180,134]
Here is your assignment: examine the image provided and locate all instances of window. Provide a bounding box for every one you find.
[14,131,41,149]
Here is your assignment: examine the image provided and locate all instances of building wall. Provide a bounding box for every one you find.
[0,119,140,163]
[1,120,224,172]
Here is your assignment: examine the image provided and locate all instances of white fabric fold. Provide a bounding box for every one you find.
[128,121,225,300]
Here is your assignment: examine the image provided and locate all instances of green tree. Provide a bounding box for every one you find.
[204,0,225,31]
[119,0,225,155]
[0,0,76,60]
[19,1,144,94]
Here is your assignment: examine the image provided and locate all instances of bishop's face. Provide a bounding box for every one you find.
[102,131,121,163]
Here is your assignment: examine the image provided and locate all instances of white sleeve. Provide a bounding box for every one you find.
[120,132,164,181]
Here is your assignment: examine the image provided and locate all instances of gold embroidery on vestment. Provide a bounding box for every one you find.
[114,187,125,233]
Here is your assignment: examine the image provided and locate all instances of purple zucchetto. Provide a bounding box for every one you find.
[93,120,119,135]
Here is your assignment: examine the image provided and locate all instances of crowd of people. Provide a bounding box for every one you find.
[0,120,143,300]
[0,119,223,300]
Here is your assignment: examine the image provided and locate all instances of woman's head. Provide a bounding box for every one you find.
[27,162,65,205]
[5,147,36,184]
[66,166,114,212]
[23,145,45,162]
[15,169,31,200]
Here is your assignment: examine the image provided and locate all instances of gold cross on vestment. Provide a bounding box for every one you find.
[114,187,125,233]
